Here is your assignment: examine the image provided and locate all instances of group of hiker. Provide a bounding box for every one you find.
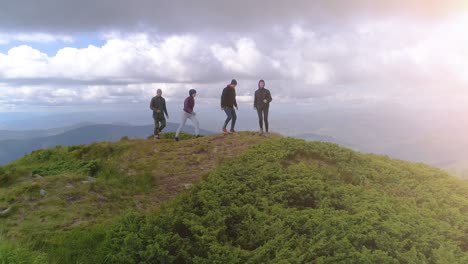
[150,79,273,141]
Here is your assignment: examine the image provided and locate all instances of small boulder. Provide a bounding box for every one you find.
[40,189,47,196]
[81,177,97,184]
[0,207,11,216]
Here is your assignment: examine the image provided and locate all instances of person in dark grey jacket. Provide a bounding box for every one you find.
[150,89,169,139]
[254,80,272,137]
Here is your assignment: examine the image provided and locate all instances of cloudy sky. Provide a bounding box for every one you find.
[1,0,468,113]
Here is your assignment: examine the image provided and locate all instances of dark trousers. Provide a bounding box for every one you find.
[223,107,237,130]
[154,117,166,135]
[257,106,269,132]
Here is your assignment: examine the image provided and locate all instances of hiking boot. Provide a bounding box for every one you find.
[222,128,228,134]
[156,134,160,140]
[265,132,270,137]
[230,129,237,133]
[258,129,264,136]
[174,137,179,142]
[196,135,202,138]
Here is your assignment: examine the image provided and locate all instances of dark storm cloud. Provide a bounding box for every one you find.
[0,77,131,86]
[1,0,465,33]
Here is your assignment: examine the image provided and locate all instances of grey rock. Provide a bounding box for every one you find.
[0,207,11,216]
[81,177,97,184]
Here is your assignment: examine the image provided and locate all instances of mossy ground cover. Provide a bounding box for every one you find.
[102,138,468,263]
[1,133,467,263]
[0,132,277,263]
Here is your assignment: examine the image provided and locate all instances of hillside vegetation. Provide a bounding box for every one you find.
[1,132,467,263]
[0,132,275,262]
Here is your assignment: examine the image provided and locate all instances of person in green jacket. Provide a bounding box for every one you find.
[254,80,272,137]
[150,89,169,139]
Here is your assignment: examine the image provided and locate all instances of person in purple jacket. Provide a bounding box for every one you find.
[175,89,200,141]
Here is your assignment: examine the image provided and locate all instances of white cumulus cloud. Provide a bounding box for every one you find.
[2,15,468,110]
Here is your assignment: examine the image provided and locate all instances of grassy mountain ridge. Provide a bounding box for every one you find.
[0,123,212,165]
[1,132,467,263]
[0,132,270,237]
[103,137,468,263]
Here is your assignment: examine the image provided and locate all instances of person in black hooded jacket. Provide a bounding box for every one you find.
[254,79,272,136]
[221,79,238,134]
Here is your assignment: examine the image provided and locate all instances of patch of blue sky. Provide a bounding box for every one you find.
[0,33,106,56]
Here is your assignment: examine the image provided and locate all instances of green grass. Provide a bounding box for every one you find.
[0,132,277,263]
[1,133,467,263]
[0,240,47,264]
[102,138,468,263]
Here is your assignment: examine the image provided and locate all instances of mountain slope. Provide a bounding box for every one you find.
[1,133,467,263]
[104,138,468,263]
[0,123,212,165]
[0,132,270,237]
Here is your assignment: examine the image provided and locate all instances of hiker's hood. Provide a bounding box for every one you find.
[258,79,265,89]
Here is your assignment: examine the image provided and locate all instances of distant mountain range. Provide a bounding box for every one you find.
[0,122,97,141]
[0,123,212,165]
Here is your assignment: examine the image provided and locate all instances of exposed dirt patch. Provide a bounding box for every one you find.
[150,132,278,201]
